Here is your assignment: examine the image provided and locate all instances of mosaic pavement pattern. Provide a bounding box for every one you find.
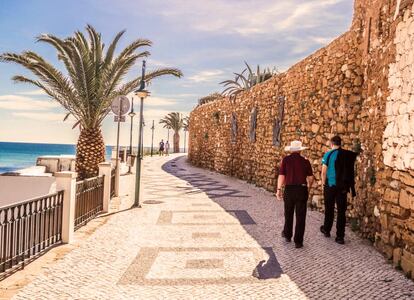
[11,154,414,300]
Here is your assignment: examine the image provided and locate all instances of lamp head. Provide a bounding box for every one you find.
[134,89,150,99]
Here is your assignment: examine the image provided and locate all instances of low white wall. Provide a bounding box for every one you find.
[0,176,57,207]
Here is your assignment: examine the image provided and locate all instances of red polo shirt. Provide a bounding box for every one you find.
[279,153,313,185]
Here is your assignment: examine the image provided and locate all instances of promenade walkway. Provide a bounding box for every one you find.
[9,154,414,299]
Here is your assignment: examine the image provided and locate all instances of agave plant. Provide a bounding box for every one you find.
[159,112,185,153]
[198,92,222,106]
[0,25,182,179]
[220,62,278,97]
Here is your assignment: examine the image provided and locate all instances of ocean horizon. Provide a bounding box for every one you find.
[0,141,114,174]
[0,141,182,174]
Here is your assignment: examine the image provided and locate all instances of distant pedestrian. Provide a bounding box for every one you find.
[320,135,357,245]
[165,141,170,156]
[159,139,165,156]
[276,140,314,249]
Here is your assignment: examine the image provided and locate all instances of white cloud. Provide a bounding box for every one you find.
[143,109,188,122]
[188,70,225,83]
[12,112,73,122]
[124,92,177,107]
[171,93,199,98]
[145,96,177,107]
[146,58,170,67]
[0,95,59,111]
[288,35,336,54]
[18,89,47,96]
[153,0,346,36]
[277,0,343,30]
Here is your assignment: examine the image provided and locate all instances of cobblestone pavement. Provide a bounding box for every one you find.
[12,154,414,300]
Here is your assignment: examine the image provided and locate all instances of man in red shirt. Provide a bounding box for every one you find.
[276,141,314,248]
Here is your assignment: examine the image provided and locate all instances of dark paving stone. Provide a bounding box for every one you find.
[156,210,256,225]
[143,200,164,205]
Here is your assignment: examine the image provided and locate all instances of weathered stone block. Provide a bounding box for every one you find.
[400,189,412,210]
[402,250,414,277]
[400,172,414,187]
[380,213,388,228]
[390,205,410,218]
[393,247,403,267]
[384,188,400,204]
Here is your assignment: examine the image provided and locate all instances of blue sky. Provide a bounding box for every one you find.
[0,0,353,146]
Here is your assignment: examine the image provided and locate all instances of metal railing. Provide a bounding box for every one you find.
[110,168,116,198]
[0,191,64,277]
[74,175,104,231]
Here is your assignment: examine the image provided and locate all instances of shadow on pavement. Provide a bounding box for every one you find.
[161,156,282,281]
[159,155,414,299]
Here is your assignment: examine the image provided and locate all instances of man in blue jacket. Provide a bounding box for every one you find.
[320,135,348,244]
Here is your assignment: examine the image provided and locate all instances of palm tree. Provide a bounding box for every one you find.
[159,112,184,153]
[0,25,182,179]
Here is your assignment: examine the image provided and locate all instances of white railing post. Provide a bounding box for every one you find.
[115,164,120,197]
[55,171,77,244]
[123,147,127,162]
[99,162,112,213]
[110,158,120,197]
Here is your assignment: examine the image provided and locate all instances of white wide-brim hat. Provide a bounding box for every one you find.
[284,140,308,152]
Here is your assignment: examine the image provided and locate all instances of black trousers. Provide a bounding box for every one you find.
[323,186,347,238]
[283,185,308,244]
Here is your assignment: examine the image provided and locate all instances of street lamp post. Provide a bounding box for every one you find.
[128,97,136,174]
[183,128,188,153]
[134,60,149,208]
[150,120,155,157]
[141,119,145,156]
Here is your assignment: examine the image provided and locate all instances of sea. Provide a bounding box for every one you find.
[0,142,112,174]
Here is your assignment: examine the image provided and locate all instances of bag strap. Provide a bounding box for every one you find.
[326,149,338,167]
[324,149,338,183]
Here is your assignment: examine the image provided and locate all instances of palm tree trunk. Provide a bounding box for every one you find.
[173,132,180,153]
[76,127,106,179]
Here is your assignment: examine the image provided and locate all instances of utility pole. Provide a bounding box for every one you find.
[141,119,145,157]
[183,128,187,153]
[133,60,149,208]
[128,97,136,174]
[150,120,155,157]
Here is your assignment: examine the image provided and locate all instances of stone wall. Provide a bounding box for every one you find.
[188,0,414,278]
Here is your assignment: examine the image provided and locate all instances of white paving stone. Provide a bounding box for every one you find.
[11,154,414,300]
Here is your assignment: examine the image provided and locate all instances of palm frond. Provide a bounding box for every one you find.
[1,25,182,130]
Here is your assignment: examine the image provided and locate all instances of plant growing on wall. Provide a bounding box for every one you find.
[198,92,222,106]
[231,112,238,143]
[249,107,257,142]
[273,96,285,147]
[212,111,220,124]
[220,62,278,97]
[367,166,376,186]
[353,139,362,154]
